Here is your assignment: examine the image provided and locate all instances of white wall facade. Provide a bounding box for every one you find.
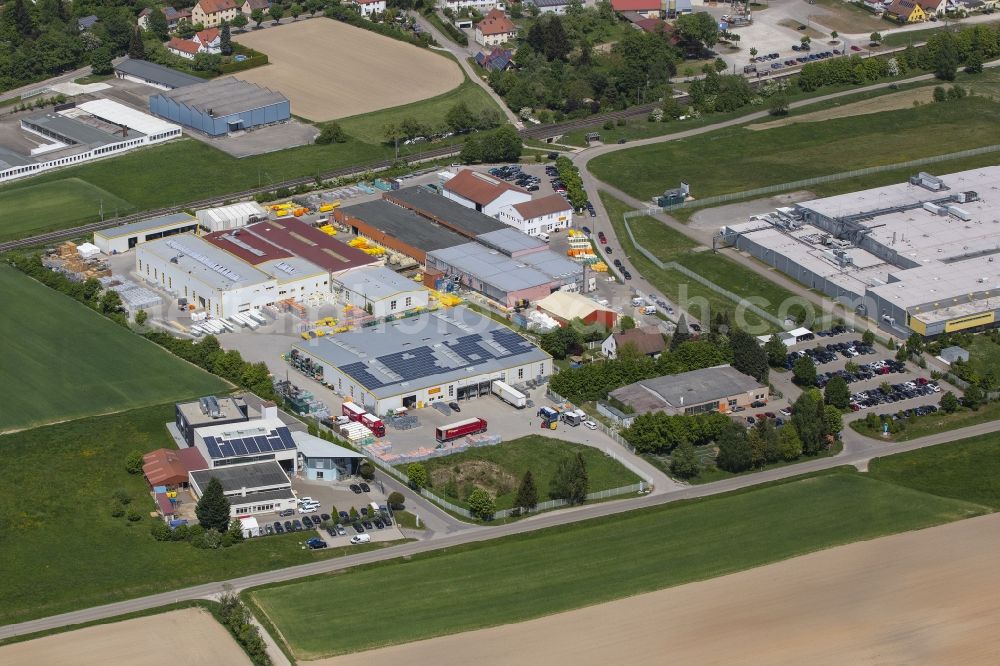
[339,285,430,318]
[475,28,515,46]
[496,204,572,236]
[445,0,505,11]
[353,0,387,15]
[442,187,530,217]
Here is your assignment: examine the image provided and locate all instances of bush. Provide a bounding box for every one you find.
[387,491,405,509]
[171,524,190,541]
[315,122,347,145]
[126,507,143,522]
[110,501,126,518]
[359,461,375,481]
[112,489,131,505]
[125,450,145,474]
[150,521,172,541]
[467,487,496,520]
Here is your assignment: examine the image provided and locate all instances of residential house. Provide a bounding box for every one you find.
[167,37,202,59]
[475,9,517,47]
[241,0,271,19]
[138,6,192,30]
[611,0,662,19]
[884,0,928,21]
[442,169,531,217]
[194,27,222,53]
[443,0,506,13]
[524,0,571,13]
[475,48,513,71]
[350,0,388,17]
[77,15,99,31]
[497,194,573,237]
[602,327,665,359]
[192,0,240,27]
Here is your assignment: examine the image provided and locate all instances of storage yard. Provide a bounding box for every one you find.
[233,19,464,122]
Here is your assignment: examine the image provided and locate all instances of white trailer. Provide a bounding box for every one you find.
[215,318,235,332]
[229,316,249,328]
[491,380,527,409]
[247,310,267,325]
[234,313,258,329]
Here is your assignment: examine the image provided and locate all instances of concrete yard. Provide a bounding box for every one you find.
[234,19,464,122]
[318,512,1000,666]
[0,608,250,666]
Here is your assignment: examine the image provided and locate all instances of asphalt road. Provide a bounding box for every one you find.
[4,418,999,641]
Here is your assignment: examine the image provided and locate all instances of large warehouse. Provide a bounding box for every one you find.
[385,185,507,238]
[722,167,1000,338]
[334,199,469,263]
[149,77,290,136]
[93,212,199,254]
[113,57,204,90]
[291,306,551,414]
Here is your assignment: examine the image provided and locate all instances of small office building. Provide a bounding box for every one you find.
[293,431,365,481]
[335,265,430,317]
[189,461,296,517]
[174,395,249,447]
[192,416,300,473]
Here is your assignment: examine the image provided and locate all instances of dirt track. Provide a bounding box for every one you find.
[234,19,463,122]
[0,608,250,666]
[318,513,1000,665]
[749,87,936,130]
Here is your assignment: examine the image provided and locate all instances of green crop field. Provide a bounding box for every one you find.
[405,436,641,511]
[249,469,986,659]
[589,96,1000,202]
[0,402,400,625]
[0,178,134,242]
[0,265,226,432]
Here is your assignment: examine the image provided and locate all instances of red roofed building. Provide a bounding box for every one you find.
[611,0,662,17]
[475,9,517,47]
[497,193,573,235]
[194,28,221,53]
[442,169,532,217]
[143,447,207,488]
[192,0,239,26]
[236,218,378,276]
[166,37,202,60]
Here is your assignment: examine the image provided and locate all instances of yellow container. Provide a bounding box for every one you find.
[276,209,289,217]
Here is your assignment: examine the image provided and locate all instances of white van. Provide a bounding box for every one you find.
[350,533,372,545]
[536,232,550,242]
[631,297,644,307]
[641,305,657,315]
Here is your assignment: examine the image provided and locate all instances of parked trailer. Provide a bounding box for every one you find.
[216,318,235,332]
[343,401,367,421]
[435,417,488,443]
[247,311,267,325]
[229,316,249,328]
[491,380,527,408]
[360,412,386,437]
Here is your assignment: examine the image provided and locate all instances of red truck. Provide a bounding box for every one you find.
[342,401,366,421]
[435,417,487,443]
[361,412,386,438]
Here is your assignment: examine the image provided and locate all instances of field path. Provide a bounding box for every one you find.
[317,512,1000,665]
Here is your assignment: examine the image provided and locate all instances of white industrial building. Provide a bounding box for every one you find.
[335,266,429,317]
[442,169,531,217]
[189,461,297,517]
[291,306,551,415]
[496,193,573,236]
[196,202,268,232]
[192,415,299,473]
[93,212,200,254]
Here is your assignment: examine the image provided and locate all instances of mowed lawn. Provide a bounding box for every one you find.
[0,403,399,625]
[250,470,986,659]
[589,96,1000,201]
[0,178,133,242]
[409,436,641,511]
[0,265,226,432]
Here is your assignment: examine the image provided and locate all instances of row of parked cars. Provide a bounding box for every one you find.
[491,165,541,191]
[850,378,941,410]
[814,358,907,388]
[784,339,876,368]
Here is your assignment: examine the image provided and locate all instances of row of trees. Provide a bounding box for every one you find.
[9,254,126,323]
[382,101,504,146]
[460,124,522,164]
[621,411,730,454]
[553,156,588,209]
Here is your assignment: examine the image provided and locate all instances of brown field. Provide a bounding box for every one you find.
[749,87,936,130]
[234,19,464,122]
[0,608,250,666]
[319,513,1000,666]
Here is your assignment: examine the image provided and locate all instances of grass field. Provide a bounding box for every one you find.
[0,178,134,242]
[0,265,226,432]
[0,402,401,625]
[602,192,797,331]
[589,96,1000,202]
[249,469,986,659]
[406,436,641,511]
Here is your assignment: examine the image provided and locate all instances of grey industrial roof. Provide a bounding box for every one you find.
[294,307,550,398]
[139,233,272,291]
[190,461,290,492]
[337,266,422,301]
[292,431,365,459]
[344,199,469,251]
[476,227,547,255]
[0,146,30,169]
[429,242,581,293]
[176,396,248,426]
[610,365,765,413]
[96,212,197,240]
[114,57,204,89]
[23,112,131,146]
[158,77,288,117]
[389,186,506,237]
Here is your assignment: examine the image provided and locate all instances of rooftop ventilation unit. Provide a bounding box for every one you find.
[911,172,945,191]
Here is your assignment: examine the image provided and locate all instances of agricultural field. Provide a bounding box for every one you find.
[249,468,986,660]
[0,402,399,625]
[0,178,134,242]
[407,436,641,511]
[234,19,463,122]
[589,96,1000,202]
[0,264,226,432]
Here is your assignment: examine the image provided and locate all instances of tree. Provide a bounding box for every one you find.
[895,345,909,362]
[764,333,787,367]
[90,47,113,75]
[193,52,222,74]
[128,27,146,60]
[670,439,700,478]
[870,32,882,45]
[792,355,817,386]
[549,453,588,504]
[670,314,691,351]
[269,4,285,23]
[963,384,985,410]
[515,470,538,511]
[125,450,144,474]
[800,35,811,46]
[768,94,789,116]
[862,329,875,345]
[940,390,960,413]
[99,290,123,314]
[467,487,496,520]
[526,15,571,61]
[407,462,429,489]
[778,423,803,461]
[150,520,172,541]
[148,7,170,41]
[675,12,718,54]
[619,315,636,331]
[823,404,843,436]
[315,122,347,144]
[966,50,984,74]
[134,309,148,325]
[930,31,959,81]
[445,101,476,133]
[387,491,405,510]
[823,374,850,409]
[715,421,752,473]
[232,14,249,32]
[749,47,758,60]
[349,506,359,521]
[831,30,838,42]
[251,8,265,28]
[290,3,303,19]
[792,389,826,455]
[195,477,231,531]
[731,328,768,383]
[220,21,233,56]
[225,518,245,546]
[358,461,375,480]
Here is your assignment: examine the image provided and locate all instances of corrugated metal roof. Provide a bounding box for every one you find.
[158,76,287,117]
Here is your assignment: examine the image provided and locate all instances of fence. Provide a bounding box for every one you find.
[493,483,646,519]
[368,453,475,519]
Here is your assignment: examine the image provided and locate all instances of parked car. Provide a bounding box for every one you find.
[306,537,327,549]
[449,401,461,412]
[360,482,371,493]
[352,521,365,533]
[349,484,362,494]
[278,508,295,517]
[339,510,350,521]
[584,420,598,430]
[274,522,285,534]
[292,520,303,531]
[363,520,374,529]
[320,513,331,522]
[350,534,371,544]
[283,521,293,532]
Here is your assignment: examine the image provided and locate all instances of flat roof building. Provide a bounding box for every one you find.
[189,461,296,517]
[335,265,430,317]
[149,76,290,136]
[291,306,551,414]
[175,395,250,446]
[609,365,769,420]
[114,58,204,90]
[192,416,299,473]
[385,186,507,238]
[334,200,469,263]
[292,431,365,481]
[94,212,200,254]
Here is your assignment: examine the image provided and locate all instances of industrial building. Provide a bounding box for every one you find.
[149,77,290,136]
[175,395,250,446]
[442,169,531,217]
[291,307,551,415]
[722,167,1000,338]
[292,431,365,481]
[334,199,469,264]
[189,461,296,517]
[0,99,181,184]
[536,291,617,328]
[609,365,769,422]
[142,447,208,488]
[113,57,204,90]
[196,202,268,232]
[335,266,430,317]
[93,212,200,254]
[385,185,507,238]
[192,415,299,473]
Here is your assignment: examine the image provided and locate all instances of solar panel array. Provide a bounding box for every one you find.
[338,329,537,390]
[166,239,242,282]
[203,425,295,459]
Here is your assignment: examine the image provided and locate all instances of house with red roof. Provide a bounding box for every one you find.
[192,0,239,27]
[194,28,222,53]
[475,9,517,46]
[442,169,532,217]
[166,36,202,59]
[497,193,573,236]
